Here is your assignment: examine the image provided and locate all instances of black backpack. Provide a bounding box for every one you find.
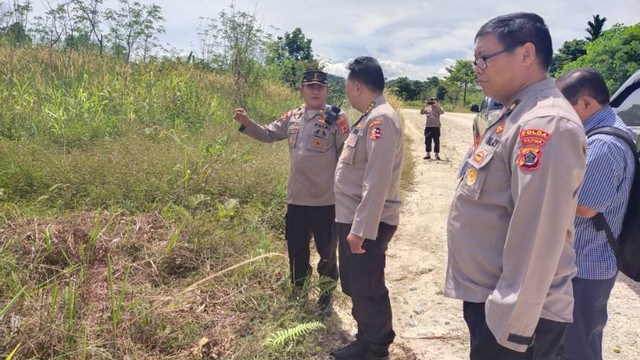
[587,126,640,281]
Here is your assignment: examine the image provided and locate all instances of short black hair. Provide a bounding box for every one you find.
[346,56,385,93]
[475,12,553,71]
[556,68,610,105]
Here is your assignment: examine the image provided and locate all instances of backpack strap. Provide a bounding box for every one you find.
[585,126,637,255]
[586,126,638,155]
[592,212,621,255]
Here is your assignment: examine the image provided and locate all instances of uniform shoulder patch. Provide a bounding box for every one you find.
[368,118,385,141]
[369,125,382,140]
[280,110,293,120]
[517,145,542,171]
[368,119,383,128]
[336,114,349,134]
[278,110,294,122]
[519,128,551,146]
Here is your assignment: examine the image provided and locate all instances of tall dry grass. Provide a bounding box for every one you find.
[0,48,415,359]
[0,48,323,359]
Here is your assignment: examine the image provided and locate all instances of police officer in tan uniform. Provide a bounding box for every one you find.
[232,70,350,312]
[330,57,403,360]
[445,13,586,359]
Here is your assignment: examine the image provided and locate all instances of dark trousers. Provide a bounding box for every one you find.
[463,301,567,360]
[425,127,441,153]
[560,275,617,360]
[337,222,397,347]
[285,204,338,288]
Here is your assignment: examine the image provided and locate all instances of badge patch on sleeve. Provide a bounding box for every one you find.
[369,126,382,140]
[519,129,551,146]
[368,119,382,128]
[517,146,542,171]
[336,115,349,134]
[278,110,294,123]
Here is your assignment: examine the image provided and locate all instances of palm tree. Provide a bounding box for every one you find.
[586,15,607,42]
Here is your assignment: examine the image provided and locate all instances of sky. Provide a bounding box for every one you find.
[26,0,640,80]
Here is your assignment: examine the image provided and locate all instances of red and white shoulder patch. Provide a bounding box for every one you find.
[278,110,295,123]
[517,145,542,171]
[336,114,349,134]
[368,118,383,140]
[519,128,551,146]
[516,128,551,171]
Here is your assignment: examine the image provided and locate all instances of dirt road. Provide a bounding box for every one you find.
[334,109,640,359]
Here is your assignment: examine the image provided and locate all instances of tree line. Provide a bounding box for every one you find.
[2,3,638,110]
[0,1,323,107]
[390,15,639,109]
[0,0,165,63]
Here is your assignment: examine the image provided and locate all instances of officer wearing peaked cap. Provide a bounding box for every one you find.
[233,70,350,313]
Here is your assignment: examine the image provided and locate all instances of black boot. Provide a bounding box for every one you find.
[330,339,368,359]
[365,353,389,360]
[365,343,389,360]
[435,153,441,160]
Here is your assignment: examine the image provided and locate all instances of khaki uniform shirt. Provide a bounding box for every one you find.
[422,105,445,128]
[444,78,586,352]
[240,104,350,206]
[334,95,403,240]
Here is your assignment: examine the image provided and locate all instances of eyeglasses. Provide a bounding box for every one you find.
[473,48,511,70]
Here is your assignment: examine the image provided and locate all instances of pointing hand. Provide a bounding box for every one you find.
[233,108,250,126]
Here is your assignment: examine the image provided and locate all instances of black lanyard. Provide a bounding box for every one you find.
[351,101,377,134]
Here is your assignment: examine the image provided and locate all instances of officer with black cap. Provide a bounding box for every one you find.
[233,70,350,313]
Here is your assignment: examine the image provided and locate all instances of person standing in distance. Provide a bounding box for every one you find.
[420,96,445,160]
[330,56,403,360]
[556,68,635,360]
[445,13,586,359]
[232,70,350,313]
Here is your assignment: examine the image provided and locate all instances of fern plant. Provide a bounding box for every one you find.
[264,321,326,350]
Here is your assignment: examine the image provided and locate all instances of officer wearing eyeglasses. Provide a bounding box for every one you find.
[444,12,586,359]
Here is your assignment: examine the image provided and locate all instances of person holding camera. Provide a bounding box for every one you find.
[420,97,445,160]
[232,70,350,313]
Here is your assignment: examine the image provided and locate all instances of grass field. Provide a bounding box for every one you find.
[0,47,413,359]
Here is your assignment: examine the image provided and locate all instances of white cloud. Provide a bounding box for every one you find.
[323,62,348,78]
[27,0,640,80]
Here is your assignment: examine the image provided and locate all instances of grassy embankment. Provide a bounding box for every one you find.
[0,48,413,359]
